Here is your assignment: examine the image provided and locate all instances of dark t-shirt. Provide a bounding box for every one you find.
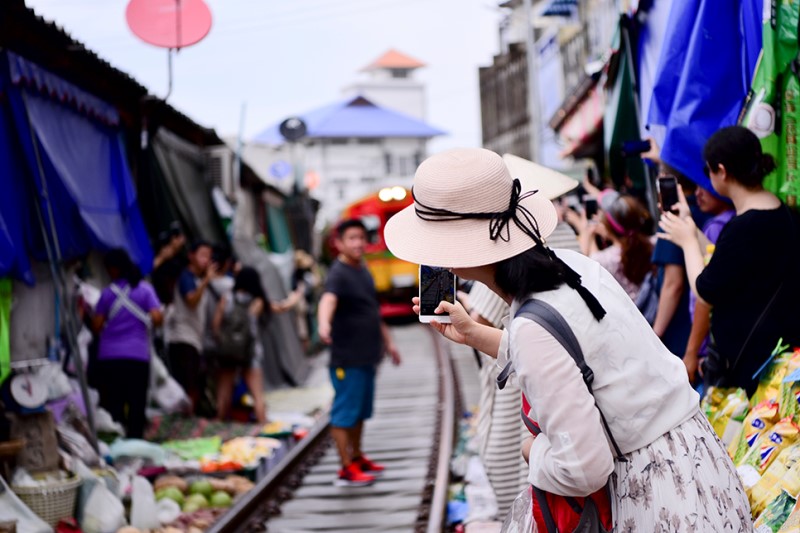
[324,259,383,368]
[697,205,800,394]
[652,237,691,356]
[651,196,710,356]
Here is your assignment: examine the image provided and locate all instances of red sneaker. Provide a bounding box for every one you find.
[353,455,385,474]
[335,463,375,487]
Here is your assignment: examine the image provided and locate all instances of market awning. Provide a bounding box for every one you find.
[549,73,603,159]
[2,50,153,274]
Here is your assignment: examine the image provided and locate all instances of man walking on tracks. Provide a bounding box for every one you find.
[318,219,402,486]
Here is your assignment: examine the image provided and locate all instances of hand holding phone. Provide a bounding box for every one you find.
[584,198,598,219]
[657,176,680,215]
[418,265,456,324]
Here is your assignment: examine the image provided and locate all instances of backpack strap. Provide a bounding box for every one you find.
[507,298,627,462]
[108,283,151,328]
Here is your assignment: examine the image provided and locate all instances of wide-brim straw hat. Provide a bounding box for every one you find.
[502,153,579,200]
[384,148,558,268]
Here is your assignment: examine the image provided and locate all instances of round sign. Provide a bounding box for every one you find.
[269,160,293,180]
[126,0,213,49]
[10,374,48,409]
[279,117,308,142]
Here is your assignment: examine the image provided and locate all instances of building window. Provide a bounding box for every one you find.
[361,176,377,185]
[329,138,349,145]
[398,156,414,175]
[358,138,380,145]
[390,69,409,79]
[384,152,392,174]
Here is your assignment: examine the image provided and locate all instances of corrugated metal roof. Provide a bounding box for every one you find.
[252,95,445,145]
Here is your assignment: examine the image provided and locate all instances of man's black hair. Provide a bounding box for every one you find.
[336,218,367,238]
[189,239,212,253]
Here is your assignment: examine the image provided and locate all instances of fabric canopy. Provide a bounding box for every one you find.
[0,64,36,285]
[2,51,153,275]
[648,0,762,192]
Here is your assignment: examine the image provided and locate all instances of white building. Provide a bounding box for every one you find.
[246,50,444,228]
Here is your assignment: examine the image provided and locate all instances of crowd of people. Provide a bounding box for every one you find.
[83,233,318,439]
[381,126,800,530]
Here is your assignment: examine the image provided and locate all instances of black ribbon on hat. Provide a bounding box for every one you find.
[412,179,606,321]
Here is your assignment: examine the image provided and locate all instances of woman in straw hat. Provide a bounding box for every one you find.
[384,148,750,531]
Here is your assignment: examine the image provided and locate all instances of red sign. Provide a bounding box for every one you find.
[126,0,212,49]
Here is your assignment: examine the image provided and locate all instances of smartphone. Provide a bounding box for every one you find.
[418,265,456,324]
[584,198,598,219]
[621,139,651,157]
[657,175,680,214]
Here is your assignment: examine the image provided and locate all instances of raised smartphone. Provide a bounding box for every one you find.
[584,198,598,219]
[418,265,456,324]
[657,175,680,214]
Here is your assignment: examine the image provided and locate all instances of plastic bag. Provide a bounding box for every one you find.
[149,355,189,413]
[81,480,126,533]
[130,476,160,530]
[501,487,537,533]
[0,474,52,533]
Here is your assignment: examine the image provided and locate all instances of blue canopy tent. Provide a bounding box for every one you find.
[647,0,762,192]
[1,51,153,276]
[253,95,445,145]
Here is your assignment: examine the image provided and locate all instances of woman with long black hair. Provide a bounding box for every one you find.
[384,148,750,531]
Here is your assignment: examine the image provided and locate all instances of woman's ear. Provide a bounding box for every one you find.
[717,163,729,181]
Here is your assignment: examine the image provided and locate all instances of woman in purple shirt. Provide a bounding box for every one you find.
[92,249,163,438]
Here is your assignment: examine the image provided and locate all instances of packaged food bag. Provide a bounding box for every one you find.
[731,400,780,465]
[754,350,794,406]
[702,386,739,419]
[742,418,800,476]
[749,446,800,516]
[778,496,800,532]
[709,388,750,445]
[779,350,800,419]
[755,490,796,532]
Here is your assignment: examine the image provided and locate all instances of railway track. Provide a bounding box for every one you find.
[207,325,460,533]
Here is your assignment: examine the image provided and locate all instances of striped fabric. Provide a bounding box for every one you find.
[468,223,579,518]
[469,283,526,518]
[547,221,580,253]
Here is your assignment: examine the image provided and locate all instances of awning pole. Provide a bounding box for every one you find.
[524,0,541,163]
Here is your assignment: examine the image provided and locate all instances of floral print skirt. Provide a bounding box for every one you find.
[611,411,753,532]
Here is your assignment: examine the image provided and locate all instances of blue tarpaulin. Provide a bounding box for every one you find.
[0,51,153,278]
[647,0,762,191]
[0,71,35,285]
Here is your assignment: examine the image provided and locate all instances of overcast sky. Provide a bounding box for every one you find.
[25,0,503,152]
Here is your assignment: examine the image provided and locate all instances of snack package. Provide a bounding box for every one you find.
[702,386,739,419]
[749,446,800,516]
[778,497,800,532]
[742,417,800,474]
[755,490,796,532]
[731,400,780,465]
[709,388,750,445]
[753,349,793,406]
[780,350,800,419]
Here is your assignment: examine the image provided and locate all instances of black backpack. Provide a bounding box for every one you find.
[218,299,254,363]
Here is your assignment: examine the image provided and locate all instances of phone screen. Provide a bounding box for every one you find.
[584,198,598,219]
[419,265,456,318]
[658,176,679,214]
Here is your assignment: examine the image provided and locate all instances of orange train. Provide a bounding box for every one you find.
[332,186,418,318]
